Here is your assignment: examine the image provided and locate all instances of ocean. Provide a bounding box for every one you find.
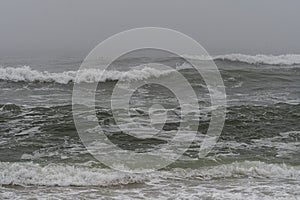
[0,54,299,199]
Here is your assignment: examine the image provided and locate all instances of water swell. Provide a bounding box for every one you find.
[1,54,300,84]
[0,162,146,187]
[183,54,300,65]
[0,66,174,84]
[0,161,299,187]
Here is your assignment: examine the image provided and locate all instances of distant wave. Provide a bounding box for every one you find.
[183,54,300,65]
[0,161,299,187]
[1,54,300,84]
[0,65,174,84]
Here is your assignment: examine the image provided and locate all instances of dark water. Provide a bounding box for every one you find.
[0,55,299,199]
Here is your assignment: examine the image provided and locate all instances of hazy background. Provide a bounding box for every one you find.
[0,0,300,58]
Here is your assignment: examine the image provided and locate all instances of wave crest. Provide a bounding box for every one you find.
[184,54,300,65]
[0,162,146,187]
[0,161,299,187]
[216,54,300,65]
[0,66,174,84]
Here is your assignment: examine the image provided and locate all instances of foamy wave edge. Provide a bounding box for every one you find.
[0,65,175,84]
[183,54,300,65]
[0,161,299,187]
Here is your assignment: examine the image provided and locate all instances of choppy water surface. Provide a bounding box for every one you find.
[0,54,300,199]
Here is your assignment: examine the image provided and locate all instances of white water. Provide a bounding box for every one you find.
[1,161,299,199]
[0,65,175,84]
[1,161,299,187]
[1,54,300,84]
[183,54,300,65]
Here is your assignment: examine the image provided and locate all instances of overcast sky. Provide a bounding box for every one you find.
[0,0,300,57]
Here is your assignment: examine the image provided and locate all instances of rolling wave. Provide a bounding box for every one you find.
[0,65,174,84]
[1,54,300,84]
[184,54,300,65]
[0,161,299,187]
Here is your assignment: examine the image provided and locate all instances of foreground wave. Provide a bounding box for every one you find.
[0,161,299,187]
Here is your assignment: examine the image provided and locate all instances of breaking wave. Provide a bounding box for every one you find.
[184,54,300,65]
[1,54,300,84]
[0,162,146,187]
[0,65,174,84]
[0,161,299,187]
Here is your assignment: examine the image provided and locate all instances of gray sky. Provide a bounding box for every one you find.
[0,0,300,57]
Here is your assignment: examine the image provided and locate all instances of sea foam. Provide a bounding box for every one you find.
[1,54,300,84]
[183,54,300,65]
[0,65,174,84]
[0,161,299,187]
